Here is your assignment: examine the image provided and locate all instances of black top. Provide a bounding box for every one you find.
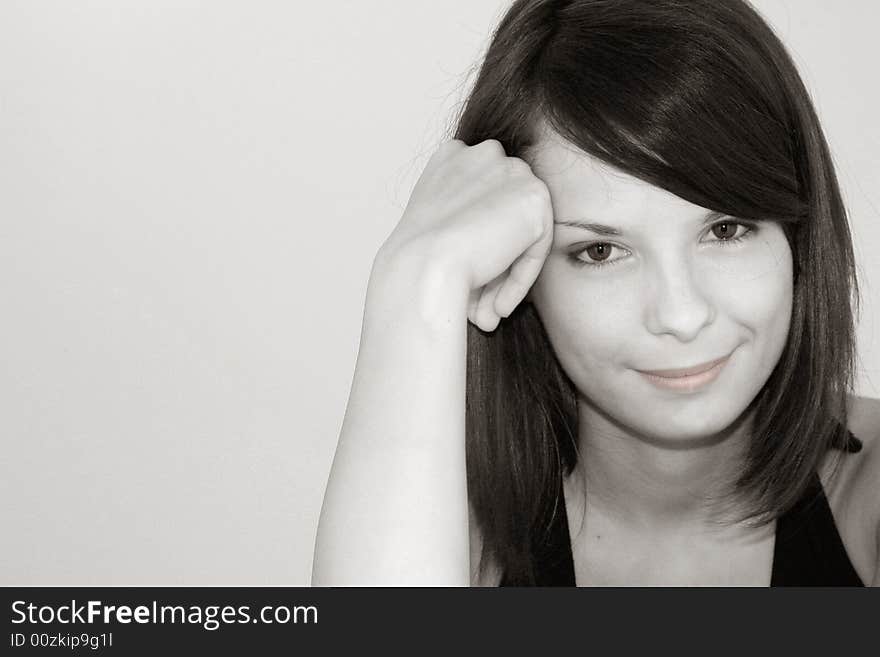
[499,449,865,587]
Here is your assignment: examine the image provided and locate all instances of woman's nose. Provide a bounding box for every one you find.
[643,256,715,343]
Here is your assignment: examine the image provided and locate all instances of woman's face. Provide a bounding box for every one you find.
[525,133,794,444]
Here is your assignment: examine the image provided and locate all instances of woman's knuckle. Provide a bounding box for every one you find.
[505,156,531,175]
[434,139,464,160]
[522,179,549,206]
[473,139,506,156]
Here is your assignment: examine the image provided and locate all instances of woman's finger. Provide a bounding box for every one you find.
[473,271,506,331]
[493,222,553,318]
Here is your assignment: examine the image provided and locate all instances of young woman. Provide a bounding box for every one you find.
[312,0,880,586]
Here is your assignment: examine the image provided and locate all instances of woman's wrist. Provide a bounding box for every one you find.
[367,241,470,336]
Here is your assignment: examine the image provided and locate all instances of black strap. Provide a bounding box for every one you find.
[770,471,864,586]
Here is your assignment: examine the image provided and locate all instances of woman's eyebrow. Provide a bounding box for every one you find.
[554,219,622,236]
[554,211,728,236]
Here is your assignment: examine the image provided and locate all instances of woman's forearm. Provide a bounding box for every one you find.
[311,247,471,585]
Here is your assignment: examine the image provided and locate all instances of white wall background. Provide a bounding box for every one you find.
[1,0,877,585]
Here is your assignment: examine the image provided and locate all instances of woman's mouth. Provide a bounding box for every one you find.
[635,354,730,392]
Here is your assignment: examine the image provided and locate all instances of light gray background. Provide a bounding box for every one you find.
[1,1,877,585]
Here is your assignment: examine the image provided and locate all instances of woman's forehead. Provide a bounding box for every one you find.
[525,134,706,229]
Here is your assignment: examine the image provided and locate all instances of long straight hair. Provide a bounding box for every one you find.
[455,0,860,584]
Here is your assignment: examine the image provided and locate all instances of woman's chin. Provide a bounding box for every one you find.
[624,403,751,448]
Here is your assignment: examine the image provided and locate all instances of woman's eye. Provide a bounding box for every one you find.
[585,243,613,261]
[708,221,751,241]
[572,242,629,268]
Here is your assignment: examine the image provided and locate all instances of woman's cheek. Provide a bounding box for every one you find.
[696,229,793,333]
[533,267,640,373]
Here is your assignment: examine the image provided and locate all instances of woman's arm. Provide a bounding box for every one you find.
[311,246,471,586]
[311,139,554,586]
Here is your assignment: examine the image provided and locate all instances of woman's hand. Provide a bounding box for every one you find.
[379,139,555,332]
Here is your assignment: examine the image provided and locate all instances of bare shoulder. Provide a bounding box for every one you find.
[468,504,502,586]
[842,395,880,519]
[820,395,880,585]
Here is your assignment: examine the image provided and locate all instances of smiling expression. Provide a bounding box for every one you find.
[525,132,794,444]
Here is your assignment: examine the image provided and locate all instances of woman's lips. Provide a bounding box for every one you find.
[636,355,730,392]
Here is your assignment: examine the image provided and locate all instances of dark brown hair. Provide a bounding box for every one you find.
[455,0,860,584]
